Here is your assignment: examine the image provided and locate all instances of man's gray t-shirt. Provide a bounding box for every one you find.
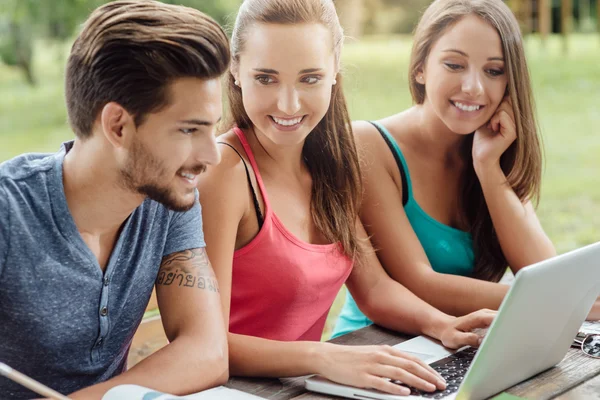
[0,142,205,399]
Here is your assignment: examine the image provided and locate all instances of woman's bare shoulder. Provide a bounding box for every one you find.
[378,109,416,144]
[353,110,414,154]
[198,129,250,207]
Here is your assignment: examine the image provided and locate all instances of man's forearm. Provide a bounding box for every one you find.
[69,335,228,400]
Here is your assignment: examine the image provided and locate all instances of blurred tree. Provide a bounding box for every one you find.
[0,0,242,85]
[359,0,432,35]
[0,0,37,85]
[507,0,533,33]
[163,0,243,29]
[336,0,366,38]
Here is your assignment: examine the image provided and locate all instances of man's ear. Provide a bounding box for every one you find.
[100,102,135,149]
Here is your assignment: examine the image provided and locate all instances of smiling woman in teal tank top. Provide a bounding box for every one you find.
[333,0,561,339]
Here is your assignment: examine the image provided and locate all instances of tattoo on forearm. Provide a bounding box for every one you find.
[156,248,219,292]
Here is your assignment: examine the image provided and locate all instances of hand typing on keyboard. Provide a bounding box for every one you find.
[436,309,495,349]
[393,347,478,399]
[471,327,489,339]
[316,342,448,396]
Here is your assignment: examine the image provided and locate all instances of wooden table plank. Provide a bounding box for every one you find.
[503,348,600,399]
[555,372,600,400]
[291,349,600,400]
[502,349,600,399]
[226,325,600,400]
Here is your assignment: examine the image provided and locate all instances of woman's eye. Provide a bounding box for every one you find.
[487,69,505,77]
[445,63,463,71]
[302,76,321,84]
[180,128,197,135]
[256,75,274,85]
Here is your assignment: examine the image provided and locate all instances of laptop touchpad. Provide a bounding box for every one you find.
[392,336,453,363]
[398,350,438,362]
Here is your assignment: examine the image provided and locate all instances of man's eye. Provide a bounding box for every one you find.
[180,128,197,135]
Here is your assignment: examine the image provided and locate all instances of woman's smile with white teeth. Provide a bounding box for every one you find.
[451,101,482,112]
[271,116,304,126]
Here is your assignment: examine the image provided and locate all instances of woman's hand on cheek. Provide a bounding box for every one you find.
[472,96,517,170]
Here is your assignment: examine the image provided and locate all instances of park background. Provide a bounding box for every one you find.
[1,0,599,342]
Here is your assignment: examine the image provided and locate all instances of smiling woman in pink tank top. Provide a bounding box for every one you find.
[196,0,495,396]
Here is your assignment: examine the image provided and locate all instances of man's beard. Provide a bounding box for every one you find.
[120,138,205,212]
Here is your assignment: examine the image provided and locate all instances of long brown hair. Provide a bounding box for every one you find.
[409,0,543,281]
[226,0,363,262]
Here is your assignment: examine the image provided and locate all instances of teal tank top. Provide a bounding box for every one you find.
[331,121,475,339]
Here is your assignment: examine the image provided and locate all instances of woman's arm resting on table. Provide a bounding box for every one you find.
[354,120,508,316]
[347,217,496,350]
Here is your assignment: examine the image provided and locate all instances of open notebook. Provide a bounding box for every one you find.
[102,385,265,400]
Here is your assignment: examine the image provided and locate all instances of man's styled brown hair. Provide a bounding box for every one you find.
[65,0,230,139]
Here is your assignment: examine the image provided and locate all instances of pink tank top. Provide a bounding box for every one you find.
[228,128,354,341]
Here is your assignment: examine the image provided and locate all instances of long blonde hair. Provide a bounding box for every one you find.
[226,0,363,262]
[410,0,543,281]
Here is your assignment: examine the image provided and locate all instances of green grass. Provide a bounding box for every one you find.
[2,35,599,340]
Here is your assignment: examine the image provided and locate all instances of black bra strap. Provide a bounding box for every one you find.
[368,121,409,206]
[218,142,264,229]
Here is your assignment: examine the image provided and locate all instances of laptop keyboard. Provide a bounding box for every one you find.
[393,347,478,399]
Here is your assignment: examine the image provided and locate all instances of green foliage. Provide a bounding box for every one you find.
[1,0,104,40]
[0,0,242,40]
[0,17,18,66]
[162,0,243,28]
[0,0,243,85]
[0,10,35,84]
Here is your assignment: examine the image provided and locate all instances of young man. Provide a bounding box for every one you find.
[0,1,231,398]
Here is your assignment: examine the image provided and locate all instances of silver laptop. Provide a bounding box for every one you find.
[306,241,600,400]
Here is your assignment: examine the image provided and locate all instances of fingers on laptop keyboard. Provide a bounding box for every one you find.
[389,347,444,380]
[374,350,446,392]
[454,331,482,348]
[374,364,438,393]
[365,376,411,396]
[457,309,496,332]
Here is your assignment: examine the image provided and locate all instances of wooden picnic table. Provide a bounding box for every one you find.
[226,324,600,400]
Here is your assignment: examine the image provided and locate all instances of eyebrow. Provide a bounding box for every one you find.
[253,68,324,75]
[442,49,504,61]
[178,117,222,126]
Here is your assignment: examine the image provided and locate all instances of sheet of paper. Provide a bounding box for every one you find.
[580,320,600,335]
[102,384,266,400]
